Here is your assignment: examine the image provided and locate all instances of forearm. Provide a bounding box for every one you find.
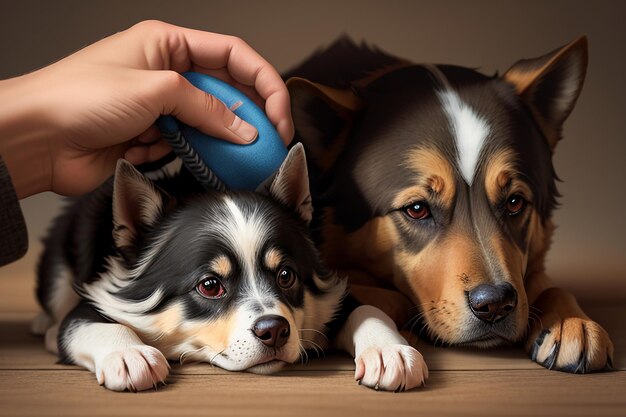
[334,305,408,357]
[0,73,53,199]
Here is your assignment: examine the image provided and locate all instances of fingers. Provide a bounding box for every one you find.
[264,88,294,145]
[155,71,259,144]
[189,66,267,109]
[189,65,293,143]
[124,140,171,165]
[136,125,161,144]
[176,26,294,144]
[222,38,295,144]
[124,125,172,165]
[80,20,294,147]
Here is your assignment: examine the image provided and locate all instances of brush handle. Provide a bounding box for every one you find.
[157,72,287,191]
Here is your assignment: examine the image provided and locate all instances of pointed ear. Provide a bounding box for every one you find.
[112,160,169,259]
[257,143,313,224]
[503,36,588,150]
[287,77,363,172]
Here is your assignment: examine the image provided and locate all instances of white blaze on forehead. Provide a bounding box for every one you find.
[438,90,491,186]
[218,197,274,306]
[219,197,270,269]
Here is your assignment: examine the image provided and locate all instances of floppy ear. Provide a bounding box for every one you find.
[257,143,313,224]
[503,36,588,150]
[287,77,363,172]
[112,159,169,260]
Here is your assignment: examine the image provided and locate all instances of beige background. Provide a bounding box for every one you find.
[1,0,625,299]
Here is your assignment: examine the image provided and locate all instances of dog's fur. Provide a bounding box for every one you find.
[33,145,427,392]
[285,37,614,373]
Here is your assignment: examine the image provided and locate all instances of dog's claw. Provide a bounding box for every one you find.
[606,353,614,371]
[528,316,613,373]
[355,344,427,392]
[536,329,549,346]
[542,341,560,370]
[575,347,588,374]
[96,345,170,392]
[530,328,549,362]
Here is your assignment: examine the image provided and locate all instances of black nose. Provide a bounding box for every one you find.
[252,315,290,348]
[468,283,518,323]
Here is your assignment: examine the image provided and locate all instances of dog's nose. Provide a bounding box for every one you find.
[468,283,517,323]
[252,315,290,348]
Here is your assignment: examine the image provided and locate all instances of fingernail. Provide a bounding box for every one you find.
[229,116,258,143]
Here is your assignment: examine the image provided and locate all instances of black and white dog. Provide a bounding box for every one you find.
[32,144,427,392]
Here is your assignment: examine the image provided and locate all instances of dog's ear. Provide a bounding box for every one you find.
[257,143,313,224]
[112,159,169,261]
[503,36,588,150]
[287,77,363,172]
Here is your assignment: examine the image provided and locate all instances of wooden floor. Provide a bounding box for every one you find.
[1,260,624,417]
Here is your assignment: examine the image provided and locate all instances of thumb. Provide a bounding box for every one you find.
[156,71,258,144]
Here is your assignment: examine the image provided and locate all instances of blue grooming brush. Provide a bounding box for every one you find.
[157,72,287,191]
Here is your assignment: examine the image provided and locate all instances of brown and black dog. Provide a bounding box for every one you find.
[285,36,614,373]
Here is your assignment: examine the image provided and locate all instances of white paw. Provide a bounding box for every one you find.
[355,344,428,392]
[95,345,170,392]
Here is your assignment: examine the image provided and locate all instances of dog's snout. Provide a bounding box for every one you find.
[252,315,290,348]
[468,283,517,323]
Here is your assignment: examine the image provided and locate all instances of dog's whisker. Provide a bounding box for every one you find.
[530,305,543,317]
[299,351,307,365]
[408,301,436,312]
[404,311,428,335]
[300,338,326,358]
[298,328,330,343]
[298,344,310,365]
[179,345,207,365]
[208,348,226,368]
[150,331,167,343]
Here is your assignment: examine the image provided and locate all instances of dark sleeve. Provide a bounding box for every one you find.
[0,155,28,267]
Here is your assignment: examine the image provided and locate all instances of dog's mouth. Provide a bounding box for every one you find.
[408,310,520,348]
[246,359,288,374]
[209,345,296,374]
[455,332,517,348]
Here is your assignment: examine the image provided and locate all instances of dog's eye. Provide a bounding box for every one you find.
[506,194,527,216]
[277,267,297,289]
[196,277,226,299]
[403,202,431,220]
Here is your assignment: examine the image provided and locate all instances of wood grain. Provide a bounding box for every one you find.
[1,369,624,417]
[1,270,624,416]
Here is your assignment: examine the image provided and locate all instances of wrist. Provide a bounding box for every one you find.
[0,74,54,199]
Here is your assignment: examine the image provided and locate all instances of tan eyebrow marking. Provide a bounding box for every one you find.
[485,149,519,201]
[264,248,283,270]
[210,255,232,277]
[396,147,456,208]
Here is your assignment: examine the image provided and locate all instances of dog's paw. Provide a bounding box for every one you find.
[527,315,614,373]
[355,344,428,392]
[95,345,170,391]
[30,311,53,336]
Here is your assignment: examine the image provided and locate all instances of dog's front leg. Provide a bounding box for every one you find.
[58,302,170,391]
[334,305,428,391]
[525,273,614,373]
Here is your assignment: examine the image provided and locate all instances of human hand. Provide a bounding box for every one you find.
[0,20,294,198]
